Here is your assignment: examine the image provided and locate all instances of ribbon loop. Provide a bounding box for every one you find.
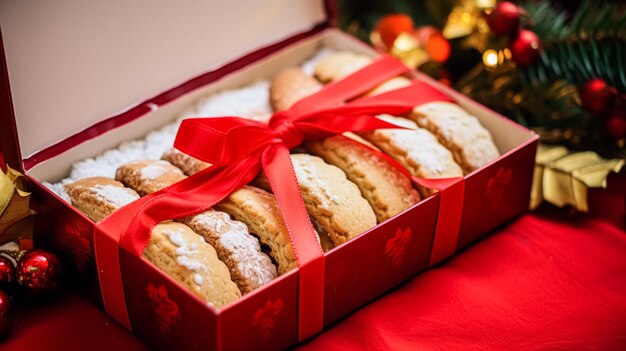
[175,118,273,165]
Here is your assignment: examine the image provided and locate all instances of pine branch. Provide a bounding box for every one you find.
[520,1,626,91]
[456,62,609,153]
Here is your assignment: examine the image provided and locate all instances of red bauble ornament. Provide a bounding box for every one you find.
[579,79,616,116]
[375,13,414,49]
[486,1,521,37]
[0,257,15,288]
[0,290,12,338]
[604,107,626,140]
[510,29,542,67]
[17,249,62,295]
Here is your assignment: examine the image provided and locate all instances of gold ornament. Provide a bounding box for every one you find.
[443,0,495,40]
[389,32,429,69]
[0,166,33,245]
[443,5,476,39]
[531,144,624,212]
[371,29,430,69]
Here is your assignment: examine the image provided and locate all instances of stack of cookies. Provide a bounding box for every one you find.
[64,50,500,309]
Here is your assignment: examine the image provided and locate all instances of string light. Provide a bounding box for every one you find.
[483,49,499,68]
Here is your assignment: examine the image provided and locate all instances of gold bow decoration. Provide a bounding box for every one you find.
[0,166,33,246]
[531,144,625,212]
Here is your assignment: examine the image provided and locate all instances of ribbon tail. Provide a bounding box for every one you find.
[416,177,465,266]
[95,159,261,331]
[262,144,325,341]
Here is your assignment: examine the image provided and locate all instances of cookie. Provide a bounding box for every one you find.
[410,101,500,173]
[289,154,377,246]
[116,162,279,292]
[214,185,297,275]
[115,160,186,196]
[162,148,211,176]
[304,135,420,223]
[251,177,332,252]
[270,67,322,111]
[313,51,372,83]
[359,115,464,179]
[65,177,242,308]
[364,76,412,97]
[65,177,140,222]
[144,221,242,308]
[180,210,278,294]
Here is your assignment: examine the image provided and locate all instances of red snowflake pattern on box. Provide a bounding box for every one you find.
[486,167,513,210]
[63,222,92,273]
[253,298,284,339]
[385,227,412,268]
[146,283,181,333]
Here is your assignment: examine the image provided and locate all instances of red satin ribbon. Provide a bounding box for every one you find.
[94,55,457,341]
[419,177,465,266]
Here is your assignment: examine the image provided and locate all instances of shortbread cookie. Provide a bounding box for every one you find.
[359,115,464,179]
[314,51,372,83]
[116,163,279,292]
[270,67,322,111]
[180,210,278,294]
[343,132,379,150]
[410,101,500,172]
[316,225,335,252]
[289,154,377,246]
[214,185,296,275]
[251,177,333,252]
[305,135,420,223]
[365,76,412,97]
[65,177,140,222]
[65,177,241,308]
[162,148,211,176]
[144,221,242,308]
[115,160,185,196]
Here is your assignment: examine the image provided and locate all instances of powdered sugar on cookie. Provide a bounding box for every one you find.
[90,184,139,208]
[163,227,207,287]
[141,161,174,180]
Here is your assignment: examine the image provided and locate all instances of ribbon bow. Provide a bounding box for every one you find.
[95,55,453,340]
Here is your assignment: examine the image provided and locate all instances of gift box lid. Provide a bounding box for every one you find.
[0,0,332,171]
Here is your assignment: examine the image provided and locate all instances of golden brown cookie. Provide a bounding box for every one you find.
[65,177,140,222]
[214,185,296,275]
[144,221,242,308]
[116,162,279,293]
[410,101,500,173]
[162,148,211,176]
[359,115,464,179]
[304,135,420,223]
[270,67,322,111]
[115,160,185,196]
[289,153,377,246]
[313,51,372,83]
[180,210,278,294]
[364,76,412,97]
[65,177,241,308]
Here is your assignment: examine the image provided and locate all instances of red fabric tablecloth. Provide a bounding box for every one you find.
[3,195,625,350]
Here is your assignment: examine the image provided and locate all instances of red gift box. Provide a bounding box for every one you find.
[0,1,537,350]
